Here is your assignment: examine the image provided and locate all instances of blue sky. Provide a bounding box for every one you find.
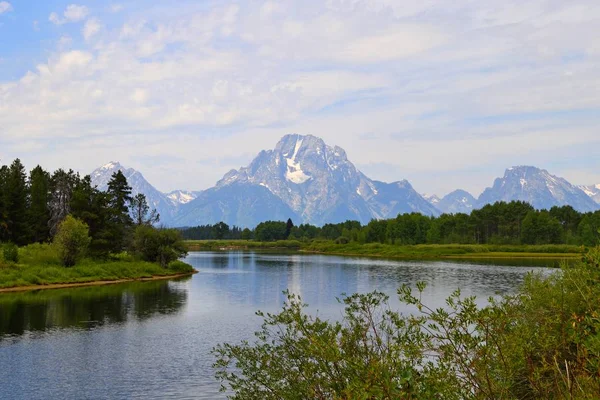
[1,0,599,196]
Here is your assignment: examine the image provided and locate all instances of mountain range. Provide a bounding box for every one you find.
[90,134,600,228]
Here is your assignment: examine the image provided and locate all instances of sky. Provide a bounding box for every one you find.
[0,0,599,197]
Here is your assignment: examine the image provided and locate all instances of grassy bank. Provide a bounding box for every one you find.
[0,243,195,291]
[185,239,584,260]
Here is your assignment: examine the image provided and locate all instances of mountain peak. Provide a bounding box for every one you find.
[100,161,121,170]
[427,189,476,214]
[479,166,599,212]
[206,133,437,225]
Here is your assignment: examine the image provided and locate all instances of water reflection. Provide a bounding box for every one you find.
[184,252,555,318]
[0,278,189,338]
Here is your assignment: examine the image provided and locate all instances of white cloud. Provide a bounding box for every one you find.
[49,4,89,25]
[0,1,11,15]
[338,25,448,63]
[64,4,89,21]
[3,0,600,193]
[83,18,102,40]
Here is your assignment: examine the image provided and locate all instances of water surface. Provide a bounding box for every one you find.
[0,252,554,399]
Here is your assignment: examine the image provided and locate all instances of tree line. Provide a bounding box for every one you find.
[182,201,600,246]
[0,158,185,267]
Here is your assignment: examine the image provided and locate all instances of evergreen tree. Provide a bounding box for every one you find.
[106,171,133,252]
[0,164,9,241]
[70,175,112,256]
[285,218,294,239]
[5,159,30,245]
[28,165,51,243]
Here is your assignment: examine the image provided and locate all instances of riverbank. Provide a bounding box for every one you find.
[185,240,584,260]
[0,245,197,291]
[0,271,196,293]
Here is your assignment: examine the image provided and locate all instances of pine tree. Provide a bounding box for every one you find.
[0,164,9,241]
[106,170,133,252]
[5,159,30,245]
[71,176,103,234]
[28,165,51,243]
[285,218,294,239]
[71,176,112,258]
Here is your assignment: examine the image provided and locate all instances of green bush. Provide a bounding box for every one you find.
[132,225,188,267]
[2,242,19,263]
[214,248,600,399]
[167,260,195,273]
[53,215,92,267]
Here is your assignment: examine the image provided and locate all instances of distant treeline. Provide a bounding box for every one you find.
[181,201,600,246]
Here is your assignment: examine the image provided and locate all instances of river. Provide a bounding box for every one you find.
[0,252,555,399]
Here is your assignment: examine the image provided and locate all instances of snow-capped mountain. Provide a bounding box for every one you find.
[182,134,438,226]
[431,190,477,214]
[166,190,200,205]
[90,146,600,229]
[90,162,179,224]
[579,184,600,204]
[477,166,599,212]
[422,194,441,206]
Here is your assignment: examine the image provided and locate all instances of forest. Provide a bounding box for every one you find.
[0,158,191,289]
[182,201,600,246]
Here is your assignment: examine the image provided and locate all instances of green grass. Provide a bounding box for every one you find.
[0,243,195,290]
[185,240,584,260]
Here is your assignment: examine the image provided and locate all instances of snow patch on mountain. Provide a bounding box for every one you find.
[285,136,311,184]
[579,183,600,204]
[166,190,198,205]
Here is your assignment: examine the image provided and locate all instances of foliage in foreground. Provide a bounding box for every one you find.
[214,248,600,399]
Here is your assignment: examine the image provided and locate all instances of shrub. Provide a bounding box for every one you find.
[53,215,92,267]
[167,260,194,273]
[132,225,188,267]
[214,248,600,399]
[2,243,19,263]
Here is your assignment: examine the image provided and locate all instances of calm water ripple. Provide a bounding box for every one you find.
[0,252,554,399]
